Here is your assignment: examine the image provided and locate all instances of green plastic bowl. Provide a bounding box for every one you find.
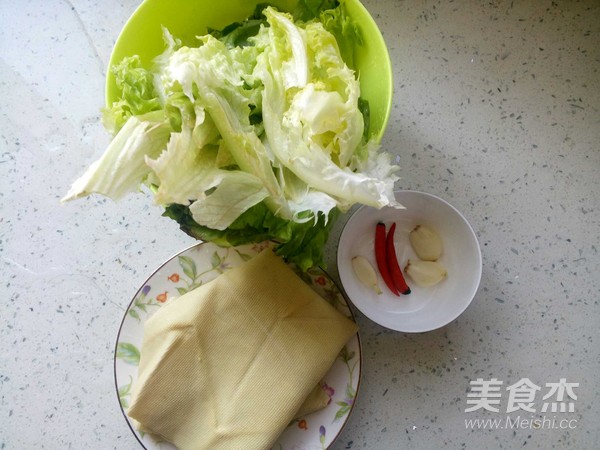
[106,0,392,141]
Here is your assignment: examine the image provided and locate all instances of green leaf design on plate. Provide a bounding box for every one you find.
[127,285,160,321]
[189,281,203,290]
[179,255,197,281]
[210,251,222,269]
[346,383,356,400]
[334,401,351,421]
[116,342,140,366]
[235,250,253,262]
[134,298,147,313]
[118,382,131,397]
[128,309,141,322]
[176,287,189,296]
[118,375,133,408]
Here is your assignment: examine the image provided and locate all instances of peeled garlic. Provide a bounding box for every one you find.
[352,256,382,294]
[409,224,443,261]
[404,259,447,287]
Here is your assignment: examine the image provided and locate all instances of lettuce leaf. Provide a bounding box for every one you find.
[62,111,171,201]
[161,36,292,220]
[318,1,362,70]
[292,0,339,22]
[102,56,163,135]
[256,8,398,210]
[163,202,338,271]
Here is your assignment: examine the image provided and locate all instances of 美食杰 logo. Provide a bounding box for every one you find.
[463,378,579,430]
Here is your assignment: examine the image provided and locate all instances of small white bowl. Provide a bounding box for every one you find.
[337,190,482,332]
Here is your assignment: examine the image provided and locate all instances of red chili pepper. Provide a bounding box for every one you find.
[375,222,400,296]
[386,222,411,295]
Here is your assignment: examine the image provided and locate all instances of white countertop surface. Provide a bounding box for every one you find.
[2,0,599,449]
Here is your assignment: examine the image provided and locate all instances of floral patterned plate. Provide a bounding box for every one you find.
[114,241,361,450]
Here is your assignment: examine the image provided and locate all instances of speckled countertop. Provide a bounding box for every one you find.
[1,0,599,449]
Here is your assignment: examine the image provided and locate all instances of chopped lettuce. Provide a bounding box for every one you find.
[64,3,400,270]
[318,0,363,70]
[102,57,163,135]
[163,201,339,271]
[255,8,397,209]
[293,0,339,22]
[63,111,171,201]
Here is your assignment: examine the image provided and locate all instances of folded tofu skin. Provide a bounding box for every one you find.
[127,249,358,450]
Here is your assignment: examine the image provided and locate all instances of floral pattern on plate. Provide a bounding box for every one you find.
[114,241,361,449]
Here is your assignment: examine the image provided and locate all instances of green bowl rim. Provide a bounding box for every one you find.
[104,0,393,142]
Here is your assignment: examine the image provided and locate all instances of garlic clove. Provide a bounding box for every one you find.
[404,259,447,287]
[409,224,443,261]
[352,256,382,294]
